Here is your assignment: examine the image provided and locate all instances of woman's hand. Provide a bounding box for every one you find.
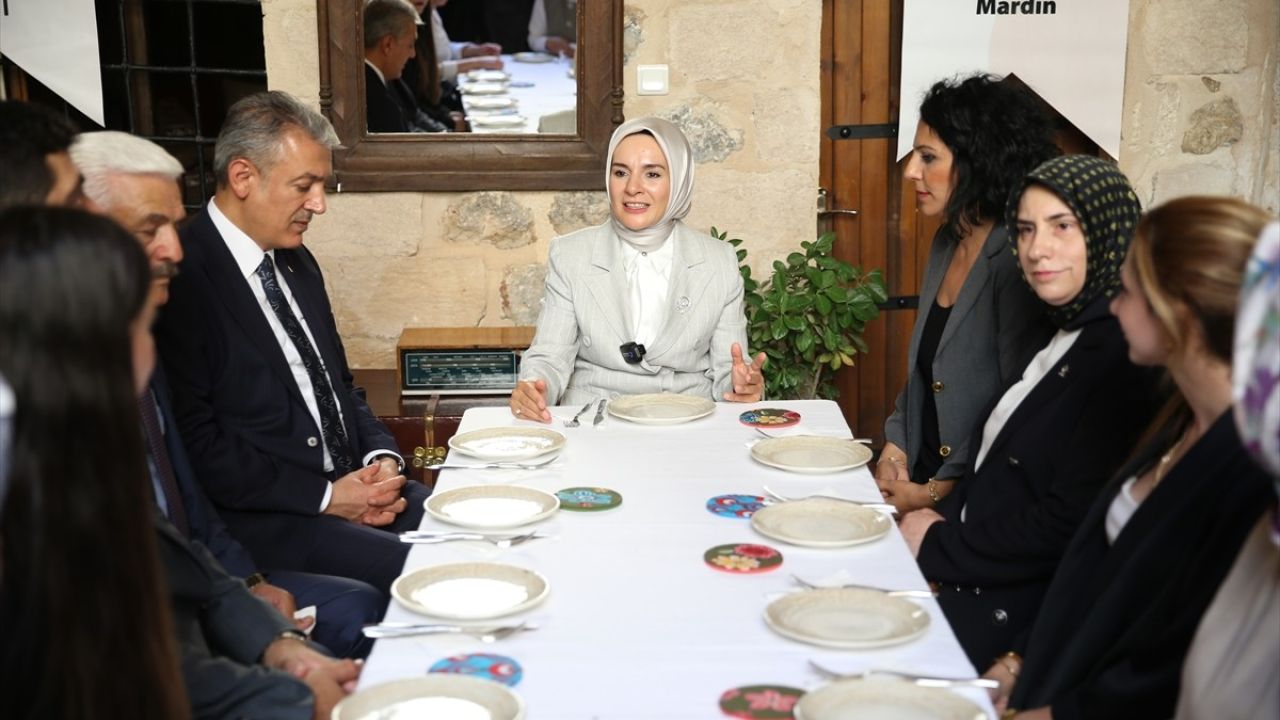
[509,379,552,423]
[898,507,943,557]
[723,343,767,403]
[875,443,910,495]
[982,657,1020,715]
[461,42,502,57]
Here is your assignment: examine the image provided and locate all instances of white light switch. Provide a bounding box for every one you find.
[636,65,669,96]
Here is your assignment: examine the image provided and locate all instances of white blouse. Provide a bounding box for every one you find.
[619,233,675,349]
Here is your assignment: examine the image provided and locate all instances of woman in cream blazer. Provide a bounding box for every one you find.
[510,117,765,419]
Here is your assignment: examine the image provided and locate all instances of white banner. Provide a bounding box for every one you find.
[0,0,104,125]
[898,0,1130,160]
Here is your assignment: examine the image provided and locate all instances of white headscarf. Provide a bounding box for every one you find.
[605,116,695,251]
[1233,221,1280,482]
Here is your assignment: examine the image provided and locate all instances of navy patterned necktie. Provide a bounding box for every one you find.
[138,387,190,536]
[255,254,356,474]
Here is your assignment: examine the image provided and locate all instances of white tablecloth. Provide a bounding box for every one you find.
[360,400,995,718]
[461,54,576,134]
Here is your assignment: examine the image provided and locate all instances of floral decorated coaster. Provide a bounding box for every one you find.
[719,685,804,718]
[739,408,802,428]
[555,486,623,512]
[704,543,783,574]
[428,653,523,686]
[706,494,768,519]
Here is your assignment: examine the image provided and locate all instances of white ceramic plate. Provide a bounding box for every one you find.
[512,51,555,63]
[448,427,565,461]
[467,69,511,82]
[751,498,891,547]
[794,678,985,720]
[426,484,560,530]
[750,435,873,473]
[460,82,509,95]
[607,393,716,425]
[332,675,525,720]
[392,562,549,620]
[470,114,528,128]
[466,95,517,109]
[764,587,930,649]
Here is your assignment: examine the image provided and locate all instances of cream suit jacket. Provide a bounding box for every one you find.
[518,221,749,405]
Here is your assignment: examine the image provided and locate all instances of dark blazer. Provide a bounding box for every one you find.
[151,365,383,658]
[156,206,427,594]
[158,207,397,516]
[365,63,409,133]
[916,311,1160,668]
[155,515,312,719]
[885,225,1054,481]
[1011,412,1272,719]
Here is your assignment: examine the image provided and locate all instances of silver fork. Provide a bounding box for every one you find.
[362,620,537,641]
[399,531,545,548]
[790,573,936,599]
[761,485,898,516]
[433,455,560,471]
[563,401,594,428]
[808,660,999,689]
[755,428,873,443]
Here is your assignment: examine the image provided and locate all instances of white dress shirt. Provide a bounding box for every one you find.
[620,232,675,349]
[208,199,398,511]
[431,8,466,83]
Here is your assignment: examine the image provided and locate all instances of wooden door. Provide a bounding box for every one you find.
[820,0,941,448]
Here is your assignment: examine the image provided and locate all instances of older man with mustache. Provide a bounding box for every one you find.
[154,92,430,597]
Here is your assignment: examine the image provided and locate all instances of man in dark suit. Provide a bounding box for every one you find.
[155,91,430,595]
[72,130,384,659]
[364,0,447,132]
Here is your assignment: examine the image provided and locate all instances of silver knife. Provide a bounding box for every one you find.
[592,398,607,427]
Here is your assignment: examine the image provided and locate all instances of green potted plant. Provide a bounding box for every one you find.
[713,228,888,400]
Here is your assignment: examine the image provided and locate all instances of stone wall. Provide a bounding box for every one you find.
[260,0,1278,368]
[1120,0,1278,212]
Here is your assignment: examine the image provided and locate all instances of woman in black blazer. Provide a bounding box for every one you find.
[899,155,1161,670]
[990,196,1275,720]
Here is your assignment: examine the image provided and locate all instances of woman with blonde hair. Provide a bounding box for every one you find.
[989,196,1276,720]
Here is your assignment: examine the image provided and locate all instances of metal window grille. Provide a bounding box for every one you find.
[3,0,267,209]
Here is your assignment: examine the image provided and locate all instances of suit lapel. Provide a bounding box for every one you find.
[192,211,310,412]
[979,323,1103,460]
[584,231,634,344]
[645,226,711,359]
[936,225,1008,354]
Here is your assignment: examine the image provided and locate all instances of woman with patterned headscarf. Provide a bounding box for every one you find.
[898,155,1162,670]
[991,197,1275,720]
[510,117,765,421]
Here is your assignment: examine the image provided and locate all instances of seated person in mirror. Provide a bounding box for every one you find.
[528,0,576,58]
[403,0,467,131]
[365,0,448,133]
[510,117,766,422]
[427,0,503,83]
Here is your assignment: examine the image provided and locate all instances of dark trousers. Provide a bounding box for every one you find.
[222,481,431,597]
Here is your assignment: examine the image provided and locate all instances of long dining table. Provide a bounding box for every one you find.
[358,399,996,718]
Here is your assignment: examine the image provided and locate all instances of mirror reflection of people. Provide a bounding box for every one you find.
[989,197,1275,720]
[511,117,765,422]
[365,0,449,133]
[425,0,503,82]
[898,155,1160,670]
[877,75,1059,514]
[402,1,468,131]
[527,0,576,58]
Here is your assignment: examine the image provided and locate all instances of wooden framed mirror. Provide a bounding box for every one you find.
[316,0,624,192]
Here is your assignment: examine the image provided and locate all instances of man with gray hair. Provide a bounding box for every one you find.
[364,0,446,132]
[155,91,430,598]
[73,130,385,661]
